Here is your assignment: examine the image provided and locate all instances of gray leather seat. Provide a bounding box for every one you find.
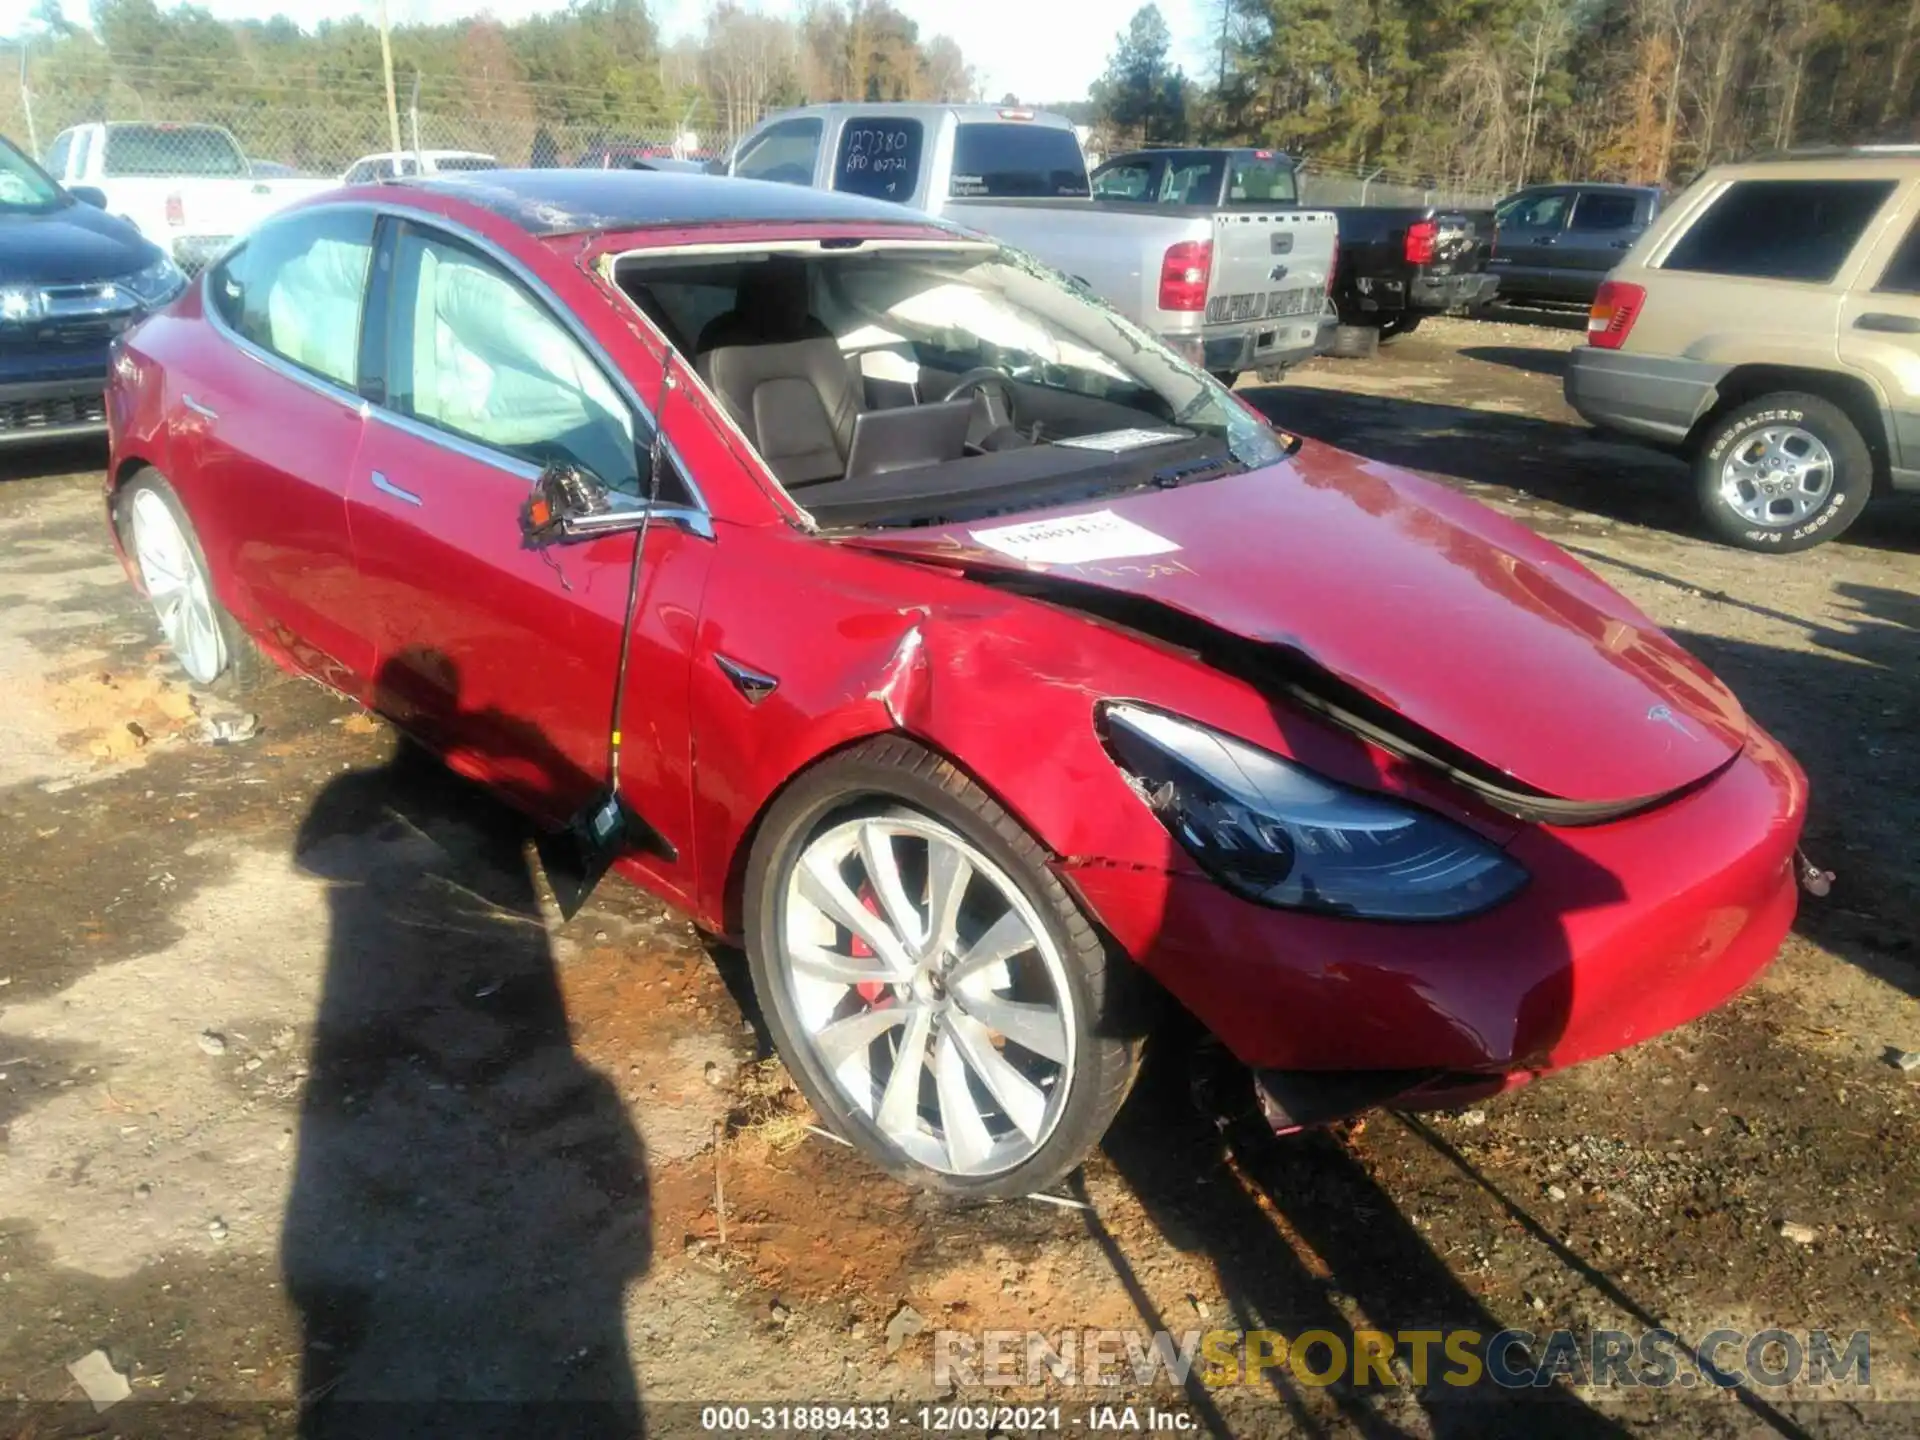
[696,257,861,486]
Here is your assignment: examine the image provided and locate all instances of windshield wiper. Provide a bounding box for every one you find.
[1151,453,1238,488]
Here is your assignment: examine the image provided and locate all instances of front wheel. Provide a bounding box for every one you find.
[1693,393,1872,553]
[742,737,1143,1197]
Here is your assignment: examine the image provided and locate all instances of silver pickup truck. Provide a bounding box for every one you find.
[721,103,1339,382]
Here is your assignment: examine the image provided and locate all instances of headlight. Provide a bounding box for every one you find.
[119,254,187,308]
[0,285,46,324]
[1100,703,1528,921]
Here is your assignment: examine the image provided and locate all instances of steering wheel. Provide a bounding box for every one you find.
[940,367,1020,444]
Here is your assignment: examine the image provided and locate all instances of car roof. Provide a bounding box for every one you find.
[398,169,948,237]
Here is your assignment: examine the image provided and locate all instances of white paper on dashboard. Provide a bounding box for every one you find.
[968,510,1181,565]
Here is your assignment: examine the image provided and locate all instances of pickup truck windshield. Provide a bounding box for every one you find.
[103,126,248,179]
[618,241,1283,526]
[949,124,1090,199]
[0,140,62,212]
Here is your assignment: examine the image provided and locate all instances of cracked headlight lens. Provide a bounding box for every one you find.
[1100,702,1528,921]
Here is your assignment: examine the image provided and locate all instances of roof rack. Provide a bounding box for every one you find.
[1739,142,1920,161]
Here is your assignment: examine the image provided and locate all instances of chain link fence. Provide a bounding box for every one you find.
[1,50,767,182]
[1297,157,1504,210]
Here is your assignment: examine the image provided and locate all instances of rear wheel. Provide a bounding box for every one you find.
[743,737,1144,1197]
[1693,393,1872,553]
[116,469,266,692]
[1379,314,1423,342]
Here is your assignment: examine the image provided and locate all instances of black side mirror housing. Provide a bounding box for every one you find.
[70,185,108,209]
[519,462,649,547]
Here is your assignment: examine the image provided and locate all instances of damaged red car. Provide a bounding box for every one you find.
[105,173,1809,1197]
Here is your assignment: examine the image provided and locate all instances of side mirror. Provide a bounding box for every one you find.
[518,462,649,547]
[70,185,108,209]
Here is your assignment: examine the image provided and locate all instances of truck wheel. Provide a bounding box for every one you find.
[742,736,1145,1198]
[1693,393,1872,554]
[1326,324,1380,361]
[1379,315,1423,342]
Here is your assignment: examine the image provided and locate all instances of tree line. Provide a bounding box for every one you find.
[8,0,978,166]
[1093,0,1920,188]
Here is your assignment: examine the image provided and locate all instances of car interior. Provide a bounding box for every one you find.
[614,246,1271,527]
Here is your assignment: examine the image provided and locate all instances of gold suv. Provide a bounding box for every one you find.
[1565,148,1919,552]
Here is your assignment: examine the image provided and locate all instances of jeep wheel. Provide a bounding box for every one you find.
[1693,393,1872,553]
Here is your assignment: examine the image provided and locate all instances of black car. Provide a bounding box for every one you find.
[1488,182,1663,307]
[0,135,185,446]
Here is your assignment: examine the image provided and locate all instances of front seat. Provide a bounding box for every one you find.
[696,257,861,486]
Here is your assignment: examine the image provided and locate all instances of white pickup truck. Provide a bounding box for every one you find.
[41,123,332,270]
[722,104,1339,382]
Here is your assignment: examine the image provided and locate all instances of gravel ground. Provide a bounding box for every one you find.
[0,314,1916,1438]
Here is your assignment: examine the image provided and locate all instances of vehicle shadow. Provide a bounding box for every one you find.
[1473,302,1588,333]
[284,657,650,1438]
[1244,383,1920,553]
[1242,384,1696,535]
[1457,346,1567,378]
[1096,1040,1633,1439]
[1670,584,1920,999]
[0,437,108,484]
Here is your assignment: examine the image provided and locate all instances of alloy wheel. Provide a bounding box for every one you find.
[778,812,1076,1177]
[1719,425,1835,526]
[130,488,226,684]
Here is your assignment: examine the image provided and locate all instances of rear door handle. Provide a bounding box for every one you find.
[181,394,217,420]
[370,470,422,506]
[1854,312,1920,334]
[1531,235,1556,245]
[1609,239,1635,249]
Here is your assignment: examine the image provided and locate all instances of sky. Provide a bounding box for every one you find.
[4,0,1224,105]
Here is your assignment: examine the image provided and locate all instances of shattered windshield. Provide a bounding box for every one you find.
[619,240,1284,524]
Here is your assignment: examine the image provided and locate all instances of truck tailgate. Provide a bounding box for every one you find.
[1206,209,1337,327]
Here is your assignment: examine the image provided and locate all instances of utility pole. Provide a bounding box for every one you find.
[19,44,38,158]
[1218,0,1230,93]
[378,0,402,159]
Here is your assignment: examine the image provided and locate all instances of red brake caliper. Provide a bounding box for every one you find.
[851,885,890,1006]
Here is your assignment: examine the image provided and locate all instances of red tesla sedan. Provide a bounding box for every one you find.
[104,172,1807,1197]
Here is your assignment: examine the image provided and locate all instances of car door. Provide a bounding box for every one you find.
[1838,196,1920,483]
[1557,189,1646,299]
[1490,187,1573,299]
[345,216,715,860]
[183,208,376,692]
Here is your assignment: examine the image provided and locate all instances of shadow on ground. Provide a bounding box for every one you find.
[286,733,651,1438]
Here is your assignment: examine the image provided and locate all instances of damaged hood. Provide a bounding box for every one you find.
[840,451,1748,811]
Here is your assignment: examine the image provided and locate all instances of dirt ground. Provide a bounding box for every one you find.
[1,315,1917,1438]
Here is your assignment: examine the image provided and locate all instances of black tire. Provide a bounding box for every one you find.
[114,467,271,695]
[1208,369,1240,388]
[1692,393,1872,553]
[1326,323,1380,361]
[1379,314,1423,342]
[742,736,1145,1198]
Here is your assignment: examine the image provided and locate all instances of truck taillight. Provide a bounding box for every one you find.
[1587,280,1646,349]
[165,192,185,227]
[1158,240,1212,312]
[1403,219,1438,266]
[1325,245,1337,294]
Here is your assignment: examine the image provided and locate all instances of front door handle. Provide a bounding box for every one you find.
[181,394,217,421]
[369,470,422,506]
[1531,235,1556,245]
[1854,311,1920,334]
[1610,238,1635,249]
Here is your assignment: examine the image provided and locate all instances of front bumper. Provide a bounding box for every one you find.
[1062,721,1806,1083]
[1565,345,1727,445]
[0,375,110,446]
